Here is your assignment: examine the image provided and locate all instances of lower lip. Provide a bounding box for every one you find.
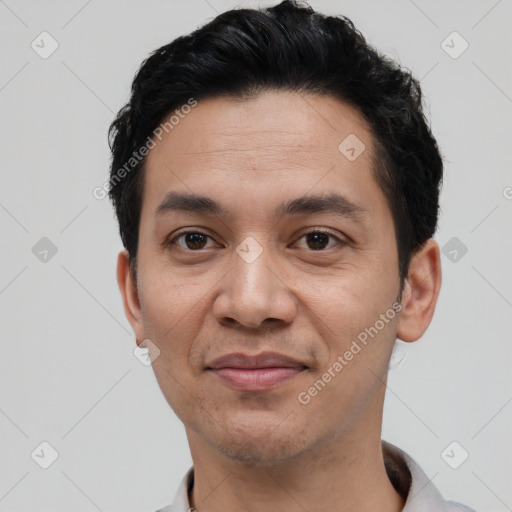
[210,367,306,390]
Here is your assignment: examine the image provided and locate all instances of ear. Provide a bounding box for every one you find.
[117,249,147,348]
[396,238,442,343]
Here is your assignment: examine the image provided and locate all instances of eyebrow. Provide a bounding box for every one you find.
[155,191,367,221]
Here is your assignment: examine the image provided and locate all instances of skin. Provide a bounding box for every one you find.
[117,90,442,512]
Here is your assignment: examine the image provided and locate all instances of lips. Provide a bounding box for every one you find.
[207,352,308,391]
[208,352,307,370]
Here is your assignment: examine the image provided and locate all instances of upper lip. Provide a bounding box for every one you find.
[207,352,307,370]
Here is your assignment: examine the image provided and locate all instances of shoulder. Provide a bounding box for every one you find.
[382,440,478,512]
[445,501,477,512]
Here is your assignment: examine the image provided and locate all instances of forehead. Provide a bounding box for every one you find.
[148,91,371,158]
[142,91,383,221]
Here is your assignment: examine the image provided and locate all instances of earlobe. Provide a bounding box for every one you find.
[396,238,442,343]
[116,250,146,346]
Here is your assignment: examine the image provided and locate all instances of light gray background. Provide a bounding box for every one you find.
[0,0,511,511]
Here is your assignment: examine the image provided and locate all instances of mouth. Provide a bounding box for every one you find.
[206,352,308,391]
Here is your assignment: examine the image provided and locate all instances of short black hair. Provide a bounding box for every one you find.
[108,0,443,288]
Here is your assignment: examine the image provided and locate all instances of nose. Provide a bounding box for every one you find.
[212,241,297,330]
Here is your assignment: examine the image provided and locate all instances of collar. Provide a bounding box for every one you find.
[155,440,475,512]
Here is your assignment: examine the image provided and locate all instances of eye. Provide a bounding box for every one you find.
[294,229,344,251]
[166,229,345,252]
[168,231,218,251]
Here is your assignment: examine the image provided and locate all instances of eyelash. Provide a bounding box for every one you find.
[167,229,345,252]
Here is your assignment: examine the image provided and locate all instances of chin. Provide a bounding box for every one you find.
[204,415,313,467]
[215,436,301,467]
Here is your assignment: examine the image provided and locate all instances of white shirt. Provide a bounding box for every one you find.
[155,440,476,512]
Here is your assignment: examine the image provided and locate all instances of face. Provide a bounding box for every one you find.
[119,90,420,466]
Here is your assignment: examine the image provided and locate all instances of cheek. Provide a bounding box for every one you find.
[137,265,205,360]
[297,284,397,428]
[307,262,396,329]
[138,272,207,419]
[300,255,399,378]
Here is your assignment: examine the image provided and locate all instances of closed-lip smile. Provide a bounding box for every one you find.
[207,352,308,391]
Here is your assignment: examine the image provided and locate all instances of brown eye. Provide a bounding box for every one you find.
[306,232,330,250]
[296,230,344,251]
[169,231,214,250]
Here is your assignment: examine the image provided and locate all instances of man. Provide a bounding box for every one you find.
[108,1,476,510]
